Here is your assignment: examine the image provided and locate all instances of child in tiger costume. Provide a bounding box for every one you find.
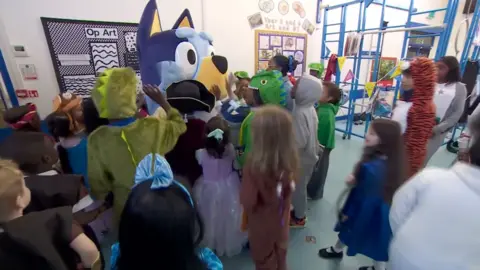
[392,57,437,178]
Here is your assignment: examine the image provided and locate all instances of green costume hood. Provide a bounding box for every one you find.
[92,67,137,119]
[249,70,287,107]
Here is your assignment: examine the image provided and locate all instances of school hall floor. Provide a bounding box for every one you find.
[102,123,456,269]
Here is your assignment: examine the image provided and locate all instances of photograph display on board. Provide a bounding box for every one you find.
[255,30,307,77]
[41,17,140,97]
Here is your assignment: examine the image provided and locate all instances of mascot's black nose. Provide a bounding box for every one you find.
[212,55,228,74]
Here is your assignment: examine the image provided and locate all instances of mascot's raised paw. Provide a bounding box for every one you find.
[137,0,229,115]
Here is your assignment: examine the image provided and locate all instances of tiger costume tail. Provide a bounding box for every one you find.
[404,57,437,178]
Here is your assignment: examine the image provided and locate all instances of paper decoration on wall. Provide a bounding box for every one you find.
[259,0,274,13]
[337,56,346,71]
[278,0,289,15]
[343,69,354,83]
[365,0,374,8]
[41,17,139,96]
[365,82,376,97]
[90,43,119,73]
[63,75,97,96]
[292,2,306,18]
[255,29,307,77]
[302,19,315,35]
[248,12,264,29]
[473,24,480,46]
[316,0,324,24]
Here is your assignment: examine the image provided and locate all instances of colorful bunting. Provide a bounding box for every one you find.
[365,82,376,97]
[337,57,346,71]
[343,69,354,83]
[390,62,403,79]
[325,46,331,57]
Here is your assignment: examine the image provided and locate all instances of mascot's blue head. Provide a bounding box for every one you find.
[137,0,228,114]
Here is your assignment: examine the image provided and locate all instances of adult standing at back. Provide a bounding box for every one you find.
[268,55,298,112]
[425,56,467,163]
[389,115,480,270]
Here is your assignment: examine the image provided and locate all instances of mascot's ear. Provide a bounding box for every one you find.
[150,9,162,37]
[172,9,194,29]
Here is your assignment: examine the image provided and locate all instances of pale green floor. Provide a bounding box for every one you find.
[221,123,456,270]
[103,122,456,270]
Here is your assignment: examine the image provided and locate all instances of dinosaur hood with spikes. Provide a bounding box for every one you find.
[249,70,287,107]
[404,57,437,177]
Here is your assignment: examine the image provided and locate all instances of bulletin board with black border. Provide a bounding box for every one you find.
[254,30,308,77]
[41,17,141,97]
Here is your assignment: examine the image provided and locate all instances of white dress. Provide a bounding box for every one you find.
[193,144,247,257]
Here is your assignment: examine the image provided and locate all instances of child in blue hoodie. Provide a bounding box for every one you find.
[307,82,341,200]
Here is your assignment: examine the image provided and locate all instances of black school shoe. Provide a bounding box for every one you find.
[318,246,344,259]
[359,267,378,270]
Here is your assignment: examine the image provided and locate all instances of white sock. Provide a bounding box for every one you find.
[374,261,386,270]
[332,240,345,253]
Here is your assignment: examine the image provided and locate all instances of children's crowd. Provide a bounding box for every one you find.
[0,55,479,270]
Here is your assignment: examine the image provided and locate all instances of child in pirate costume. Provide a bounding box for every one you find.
[237,70,288,167]
[87,67,186,224]
[0,159,101,270]
[391,57,436,177]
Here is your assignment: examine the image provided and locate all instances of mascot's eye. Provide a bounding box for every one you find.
[208,45,215,57]
[260,80,268,85]
[175,42,198,78]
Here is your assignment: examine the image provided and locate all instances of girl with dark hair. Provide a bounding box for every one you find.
[110,154,222,270]
[389,133,480,270]
[425,56,467,162]
[193,116,246,257]
[319,119,407,270]
[268,55,299,111]
[46,111,88,180]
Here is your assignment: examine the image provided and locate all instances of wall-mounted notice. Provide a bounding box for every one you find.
[41,17,140,96]
[19,64,38,80]
[255,29,307,77]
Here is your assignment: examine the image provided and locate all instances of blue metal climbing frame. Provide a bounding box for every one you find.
[320,0,459,140]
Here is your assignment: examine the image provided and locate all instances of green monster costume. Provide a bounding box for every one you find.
[237,70,287,166]
[88,68,186,224]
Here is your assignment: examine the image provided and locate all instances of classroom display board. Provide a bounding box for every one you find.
[254,30,307,77]
[41,17,141,97]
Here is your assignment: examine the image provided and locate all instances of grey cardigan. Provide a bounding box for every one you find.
[433,82,467,135]
[426,82,467,163]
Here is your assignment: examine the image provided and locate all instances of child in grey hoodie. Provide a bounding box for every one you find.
[290,74,323,227]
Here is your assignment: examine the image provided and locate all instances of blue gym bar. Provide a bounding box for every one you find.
[412,8,448,16]
[320,0,459,140]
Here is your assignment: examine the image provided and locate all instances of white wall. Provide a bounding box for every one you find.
[0,0,458,118]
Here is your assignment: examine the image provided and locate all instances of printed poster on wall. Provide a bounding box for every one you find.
[41,17,140,97]
[255,30,307,77]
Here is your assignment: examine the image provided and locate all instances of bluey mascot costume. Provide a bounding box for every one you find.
[137,0,229,184]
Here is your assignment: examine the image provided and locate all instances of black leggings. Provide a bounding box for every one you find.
[307,148,332,199]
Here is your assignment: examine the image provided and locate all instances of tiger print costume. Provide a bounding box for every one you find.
[404,57,437,178]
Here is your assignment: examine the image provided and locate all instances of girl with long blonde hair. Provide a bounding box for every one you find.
[240,105,299,270]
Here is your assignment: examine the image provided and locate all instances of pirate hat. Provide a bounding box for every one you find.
[166,80,216,114]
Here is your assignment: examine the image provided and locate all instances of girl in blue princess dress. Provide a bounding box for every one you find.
[318,119,407,270]
[110,153,222,270]
[193,116,247,257]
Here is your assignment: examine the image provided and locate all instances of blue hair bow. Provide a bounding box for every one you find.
[134,153,193,206]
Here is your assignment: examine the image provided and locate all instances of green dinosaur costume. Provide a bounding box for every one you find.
[88,68,186,224]
[238,70,287,166]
